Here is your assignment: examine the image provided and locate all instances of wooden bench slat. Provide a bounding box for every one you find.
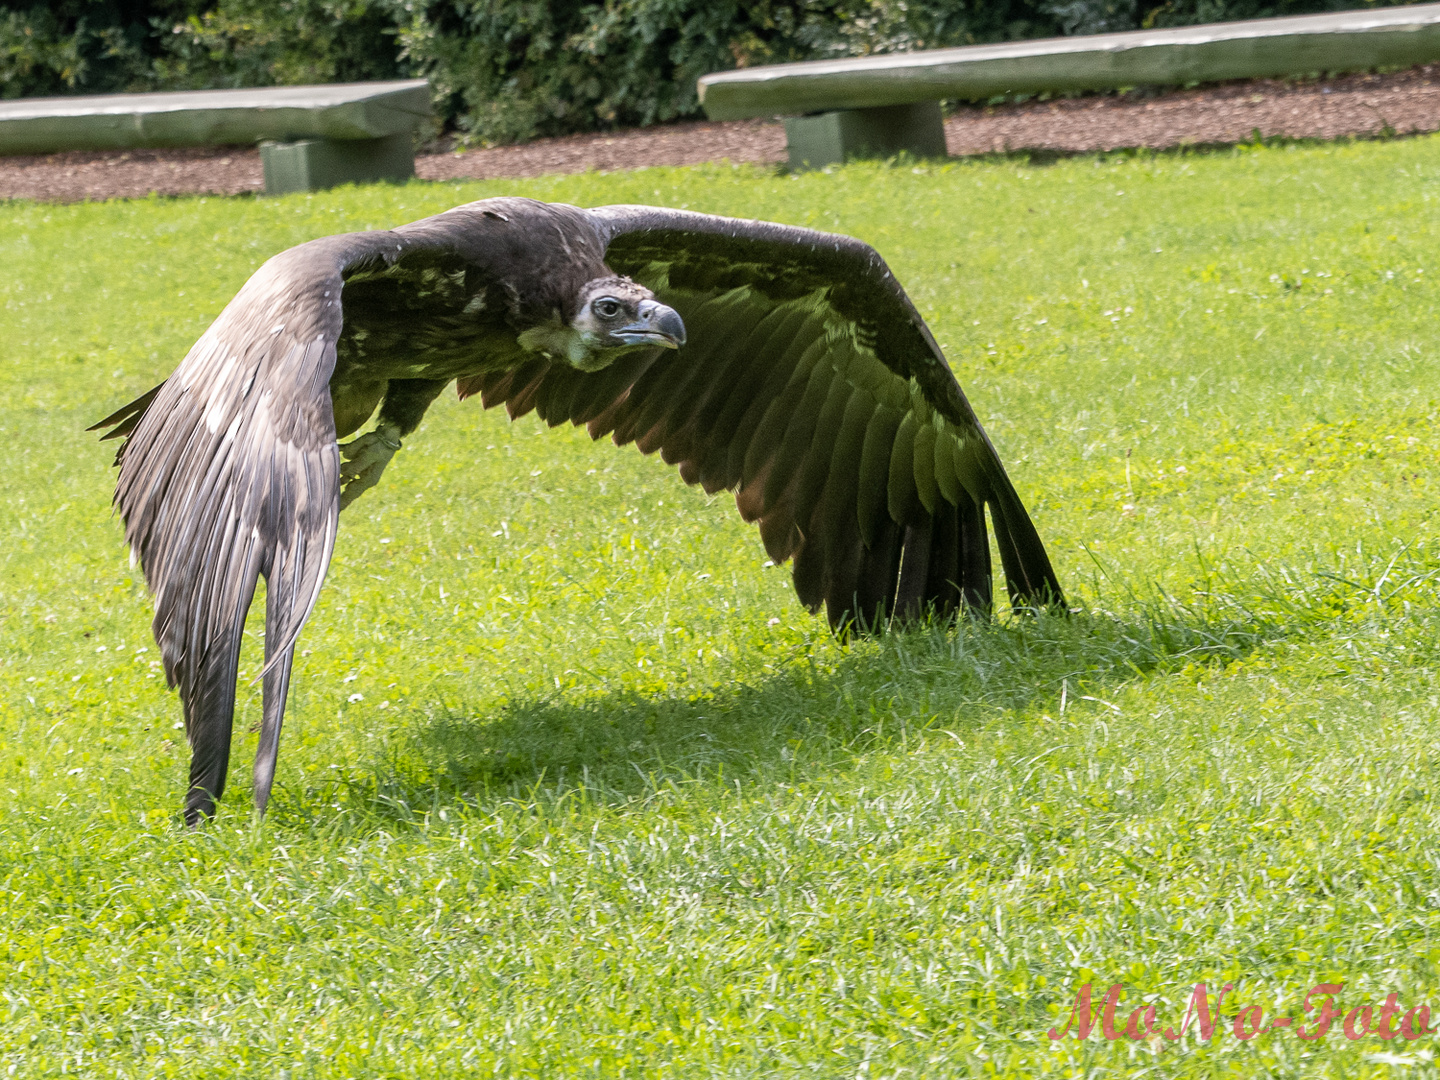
[699,5,1440,120]
[0,80,431,155]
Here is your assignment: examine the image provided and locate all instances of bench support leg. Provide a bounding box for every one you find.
[785,101,947,171]
[260,133,415,194]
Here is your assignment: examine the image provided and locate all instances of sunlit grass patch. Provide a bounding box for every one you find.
[4,138,1440,1076]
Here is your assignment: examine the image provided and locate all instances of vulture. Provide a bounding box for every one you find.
[91,197,1065,825]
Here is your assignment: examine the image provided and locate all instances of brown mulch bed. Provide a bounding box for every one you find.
[3,64,1438,204]
[944,61,1440,155]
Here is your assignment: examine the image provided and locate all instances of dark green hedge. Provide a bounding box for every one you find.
[0,0,1423,144]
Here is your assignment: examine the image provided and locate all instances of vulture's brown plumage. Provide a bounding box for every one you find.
[91,197,1065,824]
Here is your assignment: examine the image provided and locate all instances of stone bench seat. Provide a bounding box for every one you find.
[0,79,432,194]
[698,4,1440,168]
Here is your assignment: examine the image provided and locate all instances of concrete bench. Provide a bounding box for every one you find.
[0,80,432,194]
[698,4,1440,168]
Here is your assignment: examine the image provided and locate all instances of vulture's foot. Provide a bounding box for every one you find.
[339,425,401,510]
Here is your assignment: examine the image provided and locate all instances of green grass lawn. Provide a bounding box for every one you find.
[4,136,1440,1076]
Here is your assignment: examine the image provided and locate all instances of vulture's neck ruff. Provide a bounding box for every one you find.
[517,275,686,371]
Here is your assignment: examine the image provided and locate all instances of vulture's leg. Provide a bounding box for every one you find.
[339,428,400,510]
[339,378,449,510]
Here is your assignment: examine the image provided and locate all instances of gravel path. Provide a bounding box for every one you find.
[2,63,1437,204]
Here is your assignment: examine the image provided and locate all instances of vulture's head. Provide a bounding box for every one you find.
[518,276,687,371]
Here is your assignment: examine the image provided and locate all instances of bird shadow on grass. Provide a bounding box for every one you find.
[273,582,1293,833]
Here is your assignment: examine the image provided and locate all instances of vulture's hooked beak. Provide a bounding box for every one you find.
[615,299,686,349]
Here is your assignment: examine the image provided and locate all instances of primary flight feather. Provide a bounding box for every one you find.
[91,197,1065,825]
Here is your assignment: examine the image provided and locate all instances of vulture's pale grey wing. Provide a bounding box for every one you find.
[462,205,1064,629]
[91,229,408,823]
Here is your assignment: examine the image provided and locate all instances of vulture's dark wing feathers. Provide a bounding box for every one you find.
[461,204,1064,628]
[91,198,605,824]
[90,229,413,823]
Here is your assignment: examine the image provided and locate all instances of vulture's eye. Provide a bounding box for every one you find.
[593,298,623,319]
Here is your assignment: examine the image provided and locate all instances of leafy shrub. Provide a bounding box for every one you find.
[391,0,1065,144]
[0,1,156,99]
[151,0,402,88]
[0,0,1423,142]
[1048,0,1423,33]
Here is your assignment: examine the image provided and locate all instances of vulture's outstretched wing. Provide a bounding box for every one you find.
[90,229,410,824]
[92,196,1062,825]
[459,205,1064,628]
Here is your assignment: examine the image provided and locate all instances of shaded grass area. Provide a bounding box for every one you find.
[4,138,1440,1075]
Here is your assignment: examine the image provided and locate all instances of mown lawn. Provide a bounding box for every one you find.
[3,135,1440,1077]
